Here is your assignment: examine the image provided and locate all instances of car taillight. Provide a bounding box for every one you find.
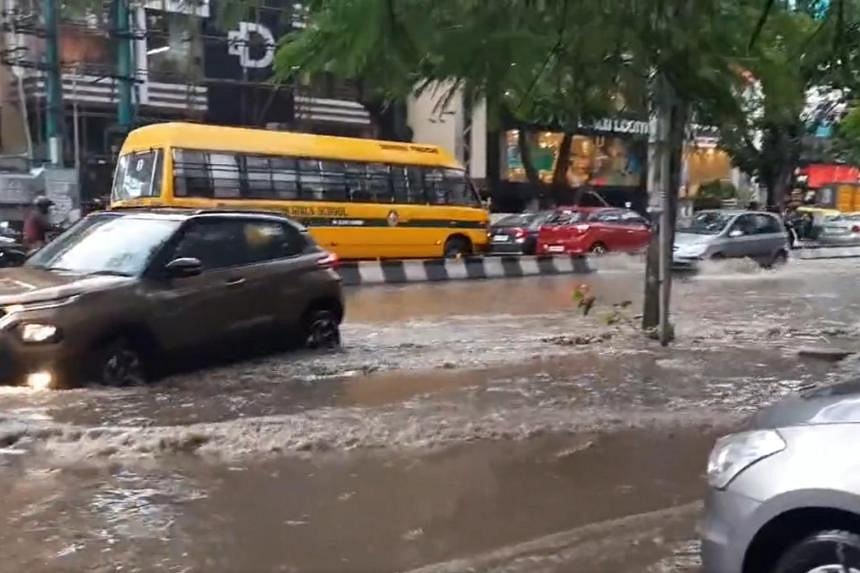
[317,252,340,269]
[514,227,527,239]
[852,225,860,233]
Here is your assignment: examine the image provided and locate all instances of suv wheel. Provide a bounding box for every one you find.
[304,309,341,349]
[90,339,147,387]
[773,530,860,573]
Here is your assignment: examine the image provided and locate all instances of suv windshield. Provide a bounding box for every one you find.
[111,150,163,202]
[27,214,181,276]
[678,211,733,235]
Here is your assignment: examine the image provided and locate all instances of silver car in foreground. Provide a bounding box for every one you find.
[673,210,790,268]
[701,380,860,573]
[818,212,860,246]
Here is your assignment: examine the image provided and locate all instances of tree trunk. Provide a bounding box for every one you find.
[642,73,688,342]
[552,133,573,186]
[517,128,541,186]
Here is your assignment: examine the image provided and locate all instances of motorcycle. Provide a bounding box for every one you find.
[0,222,26,268]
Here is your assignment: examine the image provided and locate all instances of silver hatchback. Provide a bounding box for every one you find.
[673,210,790,268]
[701,380,860,573]
[818,212,860,246]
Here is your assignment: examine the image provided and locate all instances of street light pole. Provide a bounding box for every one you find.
[42,0,64,165]
[115,0,133,130]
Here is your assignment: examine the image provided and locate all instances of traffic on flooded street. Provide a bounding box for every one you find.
[1,255,859,572]
[5,1,860,570]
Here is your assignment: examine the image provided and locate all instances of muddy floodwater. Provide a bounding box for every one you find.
[1,257,859,572]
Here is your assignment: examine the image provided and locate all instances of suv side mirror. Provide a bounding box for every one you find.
[164,257,202,278]
[729,229,744,238]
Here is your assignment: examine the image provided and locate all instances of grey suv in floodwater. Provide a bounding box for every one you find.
[701,380,860,573]
[0,209,343,389]
[673,210,789,268]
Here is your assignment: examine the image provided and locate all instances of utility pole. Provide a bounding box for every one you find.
[115,0,133,130]
[657,74,676,347]
[42,0,64,165]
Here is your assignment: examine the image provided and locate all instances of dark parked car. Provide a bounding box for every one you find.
[488,211,553,255]
[537,207,652,255]
[0,209,343,389]
[701,380,860,573]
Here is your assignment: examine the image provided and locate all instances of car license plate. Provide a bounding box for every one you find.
[548,245,565,253]
[826,227,848,235]
[493,234,510,242]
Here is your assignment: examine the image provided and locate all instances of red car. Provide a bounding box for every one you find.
[537,207,652,255]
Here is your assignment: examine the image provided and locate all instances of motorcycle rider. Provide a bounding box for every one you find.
[23,196,54,252]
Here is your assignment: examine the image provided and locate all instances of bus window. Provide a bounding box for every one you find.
[407,166,425,203]
[209,153,240,198]
[425,168,447,205]
[298,159,324,200]
[320,161,348,201]
[444,169,472,205]
[112,149,163,201]
[173,149,211,197]
[392,166,416,204]
[270,157,300,199]
[244,155,275,199]
[368,163,393,203]
[345,162,366,202]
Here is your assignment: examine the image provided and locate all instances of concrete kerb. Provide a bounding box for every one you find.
[337,255,594,286]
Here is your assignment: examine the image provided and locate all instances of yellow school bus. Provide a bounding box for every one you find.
[110,122,489,259]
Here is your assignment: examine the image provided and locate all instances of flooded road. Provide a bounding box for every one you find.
[1,257,859,572]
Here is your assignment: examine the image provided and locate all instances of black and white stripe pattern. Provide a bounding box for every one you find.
[337,255,593,286]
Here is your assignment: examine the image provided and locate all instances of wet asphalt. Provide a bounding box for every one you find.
[1,256,859,572]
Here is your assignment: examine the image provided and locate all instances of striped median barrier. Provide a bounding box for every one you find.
[794,244,860,260]
[337,255,594,286]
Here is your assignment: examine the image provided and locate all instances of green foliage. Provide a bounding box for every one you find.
[698,181,738,200]
[832,106,860,164]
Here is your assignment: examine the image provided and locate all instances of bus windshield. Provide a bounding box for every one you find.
[112,150,163,202]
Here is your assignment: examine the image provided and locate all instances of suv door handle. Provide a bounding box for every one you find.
[225,277,246,287]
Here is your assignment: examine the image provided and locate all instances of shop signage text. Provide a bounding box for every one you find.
[580,118,650,136]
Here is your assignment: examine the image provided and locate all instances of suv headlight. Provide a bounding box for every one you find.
[707,430,786,489]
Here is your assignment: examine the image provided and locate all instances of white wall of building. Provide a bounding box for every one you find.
[407,86,487,181]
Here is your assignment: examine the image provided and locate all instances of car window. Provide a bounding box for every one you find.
[173,219,306,270]
[729,214,757,235]
[496,214,537,227]
[546,210,583,225]
[619,211,648,226]
[679,211,733,234]
[172,220,247,270]
[752,214,782,234]
[589,210,623,223]
[243,221,306,262]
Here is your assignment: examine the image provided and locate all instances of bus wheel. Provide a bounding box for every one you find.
[443,236,472,259]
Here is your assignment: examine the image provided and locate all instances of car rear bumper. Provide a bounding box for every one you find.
[537,242,588,255]
[488,243,527,254]
[699,487,762,573]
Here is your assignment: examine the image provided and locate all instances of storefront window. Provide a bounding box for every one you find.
[684,144,732,196]
[505,130,644,187]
